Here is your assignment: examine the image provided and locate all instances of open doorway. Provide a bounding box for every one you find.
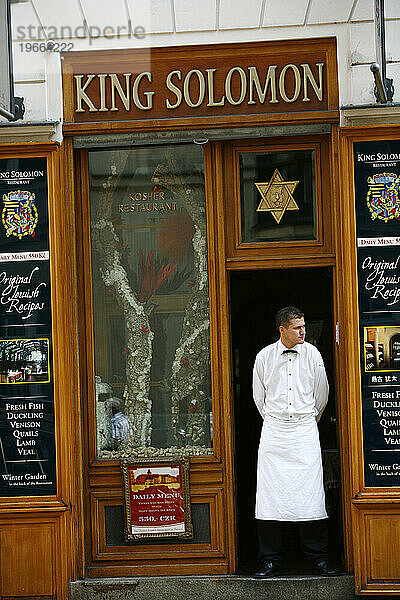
[230,267,343,574]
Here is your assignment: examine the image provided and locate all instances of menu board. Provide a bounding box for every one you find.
[354,141,400,487]
[121,458,193,540]
[0,157,56,496]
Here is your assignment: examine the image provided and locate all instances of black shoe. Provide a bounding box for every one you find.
[312,560,338,577]
[253,562,282,578]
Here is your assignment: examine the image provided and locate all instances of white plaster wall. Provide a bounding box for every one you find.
[6,0,400,133]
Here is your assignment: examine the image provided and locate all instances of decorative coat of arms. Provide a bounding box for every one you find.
[2,190,38,239]
[366,173,400,223]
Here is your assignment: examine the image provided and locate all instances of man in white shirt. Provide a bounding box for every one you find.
[252,306,337,578]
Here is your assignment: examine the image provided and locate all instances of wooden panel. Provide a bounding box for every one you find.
[90,488,225,561]
[0,523,55,597]
[352,504,400,595]
[367,515,400,581]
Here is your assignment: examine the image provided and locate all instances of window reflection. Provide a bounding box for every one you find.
[89,145,213,458]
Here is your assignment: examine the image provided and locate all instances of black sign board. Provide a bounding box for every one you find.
[354,141,400,487]
[0,157,56,496]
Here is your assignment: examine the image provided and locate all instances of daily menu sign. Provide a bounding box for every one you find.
[355,141,400,487]
[0,157,56,496]
[121,459,193,540]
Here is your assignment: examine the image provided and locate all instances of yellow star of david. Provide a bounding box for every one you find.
[255,169,300,224]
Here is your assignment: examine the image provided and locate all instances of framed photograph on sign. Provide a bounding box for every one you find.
[121,457,193,541]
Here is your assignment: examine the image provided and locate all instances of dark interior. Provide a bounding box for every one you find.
[230,267,343,574]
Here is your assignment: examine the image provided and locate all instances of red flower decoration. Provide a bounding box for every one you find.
[181,356,189,366]
[140,325,149,334]
[188,400,199,412]
[136,250,177,303]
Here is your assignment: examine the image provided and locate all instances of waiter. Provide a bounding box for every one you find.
[252,306,337,578]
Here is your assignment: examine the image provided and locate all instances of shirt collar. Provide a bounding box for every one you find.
[277,339,303,355]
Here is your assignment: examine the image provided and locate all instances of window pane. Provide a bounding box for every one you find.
[88,145,213,458]
[239,149,317,243]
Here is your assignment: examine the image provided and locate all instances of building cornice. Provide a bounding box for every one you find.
[0,122,60,143]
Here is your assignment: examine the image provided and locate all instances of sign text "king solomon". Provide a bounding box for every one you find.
[75,63,324,114]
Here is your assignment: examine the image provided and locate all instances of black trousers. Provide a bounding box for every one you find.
[257,519,328,566]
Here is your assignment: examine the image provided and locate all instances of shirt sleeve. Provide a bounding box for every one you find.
[314,352,329,422]
[253,352,265,418]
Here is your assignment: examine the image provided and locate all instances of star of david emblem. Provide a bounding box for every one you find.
[255,169,300,224]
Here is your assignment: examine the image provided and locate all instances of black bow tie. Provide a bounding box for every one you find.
[282,349,297,354]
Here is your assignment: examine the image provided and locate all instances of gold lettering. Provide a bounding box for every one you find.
[153,203,158,211]
[279,64,301,103]
[225,67,247,106]
[206,68,225,107]
[98,73,108,111]
[301,62,324,102]
[166,70,183,109]
[132,72,154,110]
[118,204,124,212]
[183,69,206,108]
[248,65,278,104]
[110,73,131,111]
[75,74,98,112]
[165,203,171,210]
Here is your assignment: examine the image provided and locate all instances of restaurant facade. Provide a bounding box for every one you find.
[1,2,400,598]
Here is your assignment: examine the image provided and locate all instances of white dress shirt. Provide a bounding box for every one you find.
[253,339,329,422]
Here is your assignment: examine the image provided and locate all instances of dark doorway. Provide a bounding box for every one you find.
[230,267,343,574]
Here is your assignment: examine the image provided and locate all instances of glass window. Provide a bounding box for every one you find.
[88,145,213,459]
[239,149,317,243]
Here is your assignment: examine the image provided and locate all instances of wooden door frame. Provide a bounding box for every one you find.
[221,123,353,574]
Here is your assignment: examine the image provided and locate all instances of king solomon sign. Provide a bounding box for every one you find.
[75,62,324,113]
[62,38,338,123]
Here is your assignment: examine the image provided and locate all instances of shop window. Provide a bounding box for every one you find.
[239,149,317,243]
[88,145,212,459]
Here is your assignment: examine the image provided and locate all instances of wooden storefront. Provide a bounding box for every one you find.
[0,36,400,598]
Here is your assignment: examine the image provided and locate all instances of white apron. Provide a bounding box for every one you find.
[255,414,327,521]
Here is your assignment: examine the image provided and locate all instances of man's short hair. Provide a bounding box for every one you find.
[108,397,123,415]
[276,306,304,330]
